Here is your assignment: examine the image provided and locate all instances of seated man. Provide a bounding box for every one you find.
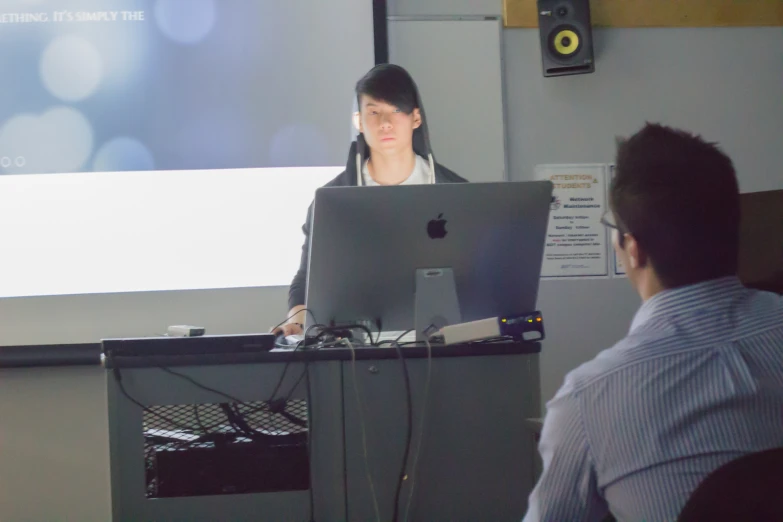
[523,124,783,522]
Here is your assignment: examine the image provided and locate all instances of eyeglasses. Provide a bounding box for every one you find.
[600,210,619,230]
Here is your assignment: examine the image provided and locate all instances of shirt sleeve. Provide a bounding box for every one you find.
[523,384,608,522]
[287,202,313,310]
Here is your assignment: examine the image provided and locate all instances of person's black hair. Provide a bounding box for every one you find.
[355,63,419,114]
[610,123,740,288]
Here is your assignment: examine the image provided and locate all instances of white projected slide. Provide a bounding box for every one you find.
[0,168,339,298]
[0,0,374,299]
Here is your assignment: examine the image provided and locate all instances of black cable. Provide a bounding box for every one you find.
[269,335,349,408]
[284,368,308,402]
[277,325,343,427]
[403,339,433,521]
[160,366,253,405]
[395,330,413,344]
[118,356,317,461]
[268,361,293,402]
[264,323,342,435]
[220,403,257,438]
[391,341,413,522]
[268,323,326,404]
[271,308,319,333]
[159,366,308,436]
[315,323,377,346]
[305,356,316,522]
[228,403,262,438]
[159,366,288,436]
[113,368,209,431]
[271,323,338,403]
[193,404,208,433]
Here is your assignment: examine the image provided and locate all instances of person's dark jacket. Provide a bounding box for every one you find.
[287,137,466,310]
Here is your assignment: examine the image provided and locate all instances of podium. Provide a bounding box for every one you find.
[104,338,542,521]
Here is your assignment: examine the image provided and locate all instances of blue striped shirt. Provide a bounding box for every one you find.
[524,277,783,522]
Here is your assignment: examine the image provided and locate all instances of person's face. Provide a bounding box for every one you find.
[353,95,421,155]
[612,227,637,285]
[603,209,643,292]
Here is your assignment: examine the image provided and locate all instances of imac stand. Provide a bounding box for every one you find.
[414,268,461,342]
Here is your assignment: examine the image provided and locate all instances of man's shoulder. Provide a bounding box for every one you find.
[323,140,359,188]
[562,288,783,398]
[434,163,467,183]
[324,169,353,188]
[554,331,676,400]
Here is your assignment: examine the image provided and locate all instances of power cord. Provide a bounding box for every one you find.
[315,323,377,346]
[157,367,314,431]
[113,368,205,431]
[391,341,413,522]
[395,330,413,344]
[113,367,253,436]
[344,338,382,522]
[157,366,313,431]
[268,323,327,404]
[268,323,377,412]
[157,367,309,436]
[341,331,429,522]
[305,352,316,522]
[160,367,250,404]
[270,307,319,333]
[403,338,433,522]
[193,404,209,433]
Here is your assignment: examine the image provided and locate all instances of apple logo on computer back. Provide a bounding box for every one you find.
[427,213,448,239]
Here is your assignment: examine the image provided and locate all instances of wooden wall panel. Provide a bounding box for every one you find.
[504,0,783,28]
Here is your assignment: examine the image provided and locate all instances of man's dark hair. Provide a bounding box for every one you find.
[355,64,419,115]
[611,123,740,288]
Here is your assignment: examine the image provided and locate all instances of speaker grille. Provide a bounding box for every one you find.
[549,26,582,57]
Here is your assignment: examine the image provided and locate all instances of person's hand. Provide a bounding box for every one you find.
[271,305,307,336]
[273,321,304,337]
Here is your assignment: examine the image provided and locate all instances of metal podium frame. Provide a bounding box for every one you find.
[105,341,541,521]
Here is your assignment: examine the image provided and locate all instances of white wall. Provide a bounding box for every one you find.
[505,27,783,194]
[0,366,110,521]
[0,286,288,346]
[504,27,783,402]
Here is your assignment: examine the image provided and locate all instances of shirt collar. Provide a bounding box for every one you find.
[630,276,745,333]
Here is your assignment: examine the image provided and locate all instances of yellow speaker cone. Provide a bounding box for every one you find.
[553,29,580,56]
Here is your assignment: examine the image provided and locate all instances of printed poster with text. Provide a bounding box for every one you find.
[535,164,608,278]
[607,164,627,277]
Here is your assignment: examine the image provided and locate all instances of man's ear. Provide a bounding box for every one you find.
[353,112,362,133]
[412,108,422,129]
[624,233,648,269]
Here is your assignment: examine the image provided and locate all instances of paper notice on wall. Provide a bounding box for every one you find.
[535,164,609,278]
[607,164,627,278]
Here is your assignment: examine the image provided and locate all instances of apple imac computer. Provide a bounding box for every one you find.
[304,181,553,341]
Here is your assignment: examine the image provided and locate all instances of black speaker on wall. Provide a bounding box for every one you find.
[537,0,595,77]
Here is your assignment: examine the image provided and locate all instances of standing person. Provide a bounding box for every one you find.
[276,64,466,336]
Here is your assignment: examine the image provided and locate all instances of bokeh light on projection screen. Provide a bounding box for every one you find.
[0,0,374,297]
